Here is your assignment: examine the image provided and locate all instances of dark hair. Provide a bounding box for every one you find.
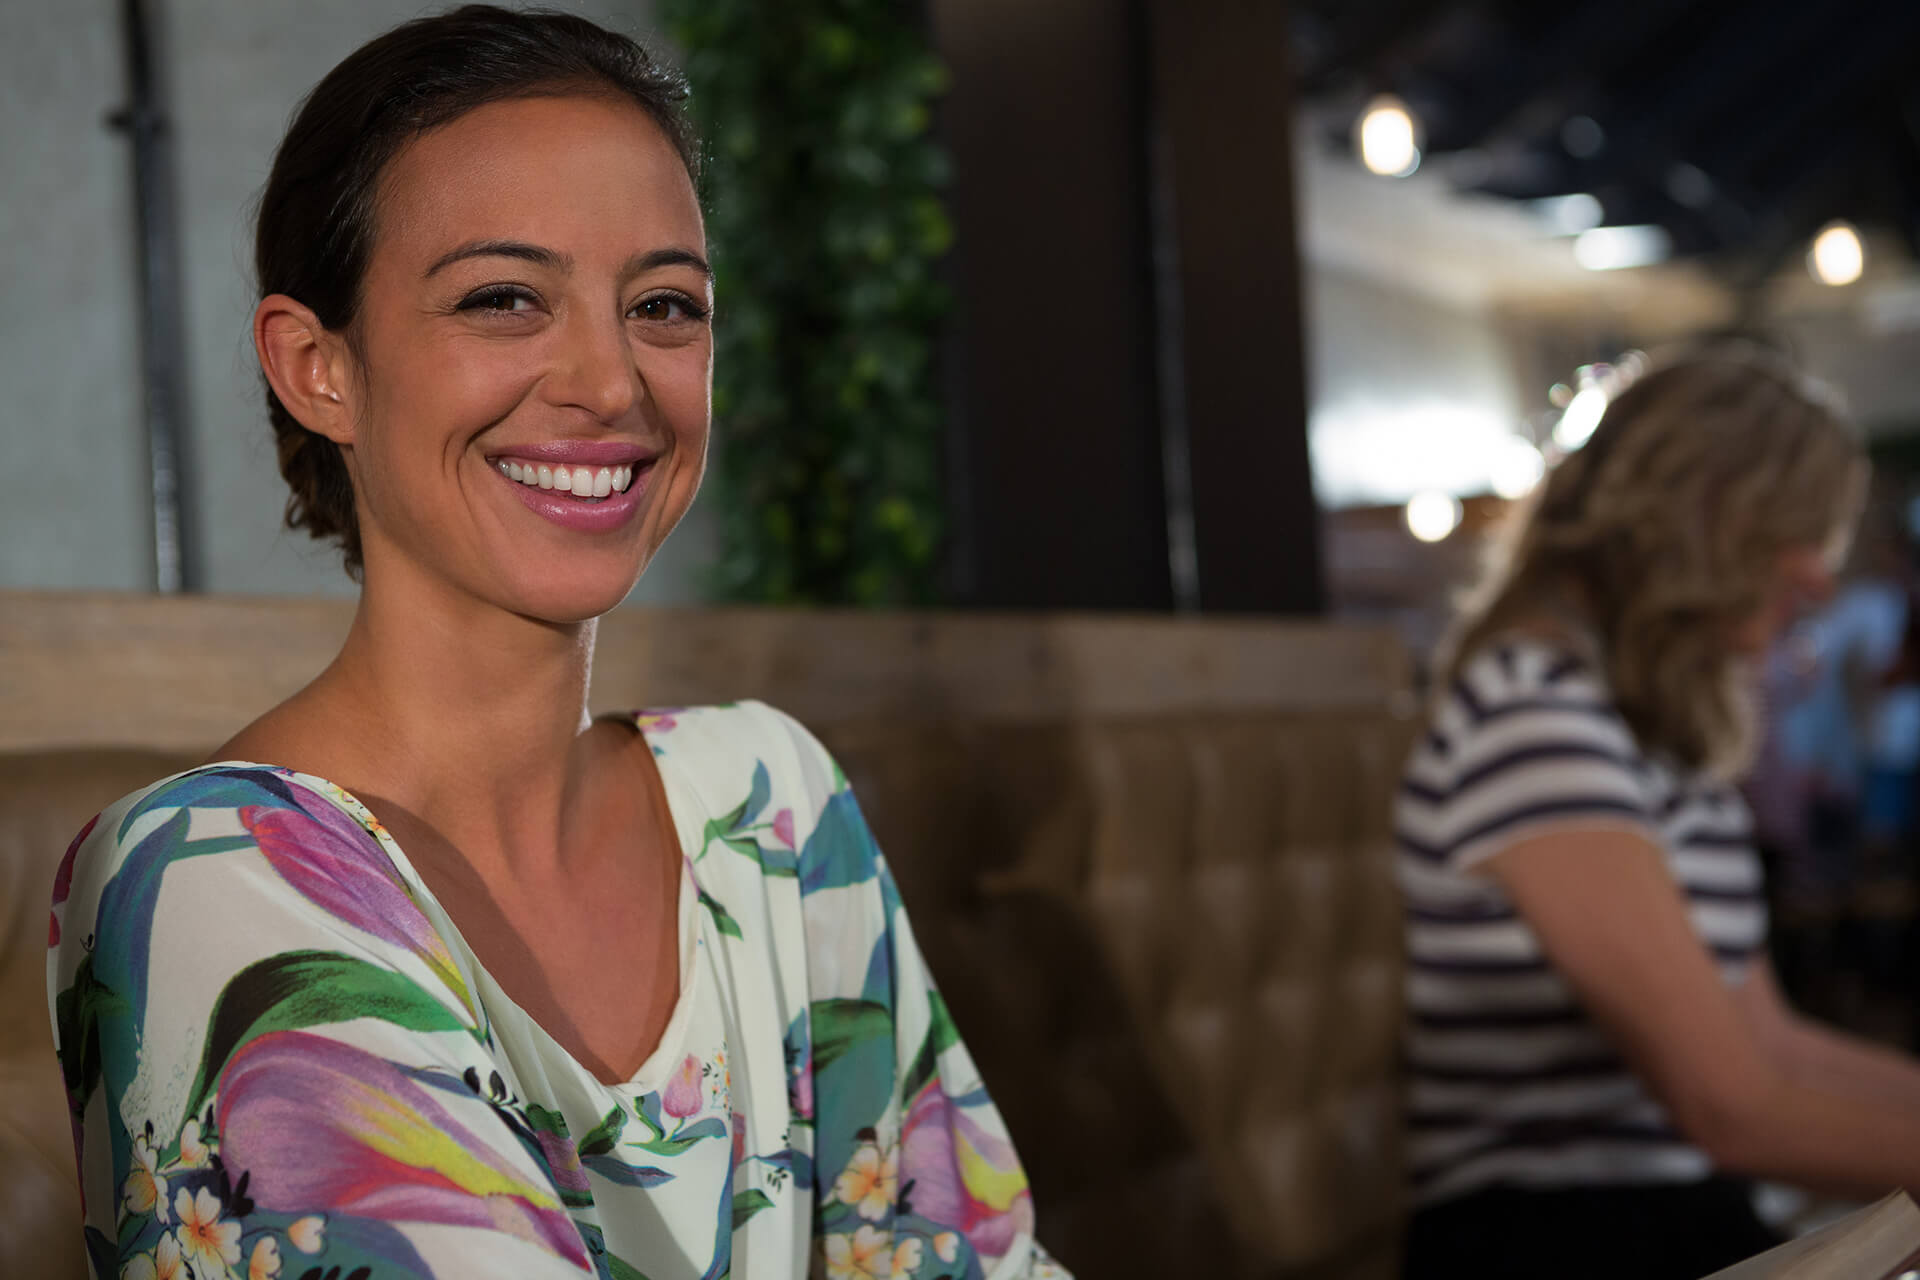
[255,4,699,577]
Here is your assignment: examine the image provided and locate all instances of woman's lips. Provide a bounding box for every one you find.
[491,456,652,533]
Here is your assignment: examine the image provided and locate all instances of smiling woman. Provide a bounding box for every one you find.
[46,8,1067,1280]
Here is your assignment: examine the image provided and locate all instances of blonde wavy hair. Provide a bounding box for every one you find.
[1440,343,1866,779]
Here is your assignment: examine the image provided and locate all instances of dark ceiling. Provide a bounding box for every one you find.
[1292,0,1920,285]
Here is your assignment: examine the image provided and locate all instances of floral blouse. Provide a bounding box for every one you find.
[48,702,1067,1280]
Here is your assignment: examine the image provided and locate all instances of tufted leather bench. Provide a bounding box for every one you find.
[0,592,1411,1279]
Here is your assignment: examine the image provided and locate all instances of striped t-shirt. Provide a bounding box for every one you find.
[1395,636,1768,1207]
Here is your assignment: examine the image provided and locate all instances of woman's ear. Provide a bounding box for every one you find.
[255,294,357,445]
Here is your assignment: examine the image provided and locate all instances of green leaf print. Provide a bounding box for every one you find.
[732,1187,775,1229]
[579,1104,629,1158]
[700,762,774,869]
[810,998,892,1072]
[182,950,469,1122]
[903,988,962,1100]
[525,1102,570,1136]
[700,887,745,939]
[607,1253,655,1280]
[54,953,127,1111]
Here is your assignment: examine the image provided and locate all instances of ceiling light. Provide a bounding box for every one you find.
[1406,490,1463,543]
[1532,193,1604,235]
[1573,224,1672,271]
[1553,386,1609,450]
[1808,221,1864,286]
[1490,437,1546,500]
[1356,95,1421,177]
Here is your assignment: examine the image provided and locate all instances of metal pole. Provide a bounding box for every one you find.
[110,0,198,593]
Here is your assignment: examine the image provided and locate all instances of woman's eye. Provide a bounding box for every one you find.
[459,287,536,313]
[632,294,706,323]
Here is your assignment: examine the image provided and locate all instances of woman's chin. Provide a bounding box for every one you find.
[502,571,645,625]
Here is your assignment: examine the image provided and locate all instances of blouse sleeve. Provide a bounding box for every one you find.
[47,768,596,1280]
[1423,667,1660,874]
[771,711,1070,1280]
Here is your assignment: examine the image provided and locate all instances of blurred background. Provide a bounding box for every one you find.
[10,0,1920,1263]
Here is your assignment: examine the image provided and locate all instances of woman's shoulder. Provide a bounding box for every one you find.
[627,702,881,896]
[1422,632,1639,769]
[624,700,843,797]
[51,762,401,950]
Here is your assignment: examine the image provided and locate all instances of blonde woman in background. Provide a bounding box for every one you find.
[1396,345,1920,1279]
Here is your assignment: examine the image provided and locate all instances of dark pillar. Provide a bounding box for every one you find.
[1145,0,1324,613]
[930,0,1173,610]
[932,0,1322,613]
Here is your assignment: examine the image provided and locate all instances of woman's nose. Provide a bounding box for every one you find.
[550,313,641,423]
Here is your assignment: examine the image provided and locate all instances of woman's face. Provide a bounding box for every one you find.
[338,93,711,621]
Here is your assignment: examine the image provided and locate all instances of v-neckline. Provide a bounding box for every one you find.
[192,709,710,1093]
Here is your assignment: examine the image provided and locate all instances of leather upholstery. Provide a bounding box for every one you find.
[831,715,1407,1280]
[1,602,1408,1280]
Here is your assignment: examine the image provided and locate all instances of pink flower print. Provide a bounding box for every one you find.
[122,1231,184,1280]
[175,1185,243,1276]
[771,807,796,849]
[240,803,473,1018]
[249,1234,282,1280]
[791,1062,814,1121]
[217,1031,588,1269]
[533,1128,591,1198]
[833,1139,899,1221]
[899,1081,1034,1260]
[662,1054,704,1118]
[123,1132,168,1222]
[823,1225,894,1280]
[287,1216,325,1255]
[636,709,683,734]
[48,813,95,947]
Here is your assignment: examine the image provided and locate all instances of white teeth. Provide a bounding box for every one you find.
[497,458,637,497]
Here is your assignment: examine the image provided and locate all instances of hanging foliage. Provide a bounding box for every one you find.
[664,0,953,605]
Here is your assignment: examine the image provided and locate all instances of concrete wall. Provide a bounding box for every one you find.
[0,0,717,601]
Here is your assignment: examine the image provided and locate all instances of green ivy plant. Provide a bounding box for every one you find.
[664,0,953,605]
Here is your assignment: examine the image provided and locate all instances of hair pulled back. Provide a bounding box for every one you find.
[255,4,698,577]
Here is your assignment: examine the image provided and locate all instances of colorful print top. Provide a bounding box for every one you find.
[48,701,1068,1280]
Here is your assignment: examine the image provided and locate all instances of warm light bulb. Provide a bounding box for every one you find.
[1809,221,1864,286]
[1490,438,1546,500]
[1357,96,1421,177]
[1406,490,1463,543]
[1553,386,1609,450]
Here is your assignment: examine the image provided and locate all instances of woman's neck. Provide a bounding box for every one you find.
[290,558,608,876]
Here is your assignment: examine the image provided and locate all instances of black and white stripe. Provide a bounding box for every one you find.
[1397,638,1767,1206]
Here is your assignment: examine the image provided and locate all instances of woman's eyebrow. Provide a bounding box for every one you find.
[623,247,713,281]
[421,242,711,282]
[423,239,570,278]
